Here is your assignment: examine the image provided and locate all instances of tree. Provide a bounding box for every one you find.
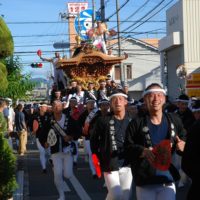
[0,56,35,101]
[0,62,8,91]
[0,16,13,91]
[0,112,17,199]
[0,17,14,59]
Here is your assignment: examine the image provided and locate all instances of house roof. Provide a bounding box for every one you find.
[107,37,159,52]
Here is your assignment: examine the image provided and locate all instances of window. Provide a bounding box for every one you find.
[115,65,120,80]
[126,64,132,79]
[114,64,132,80]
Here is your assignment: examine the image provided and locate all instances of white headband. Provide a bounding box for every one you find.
[39,104,48,107]
[109,93,128,99]
[69,98,77,102]
[142,88,166,97]
[192,108,200,112]
[98,100,110,104]
[86,99,96,103]
[176,99,189,103]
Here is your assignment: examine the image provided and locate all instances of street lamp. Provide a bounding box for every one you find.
[176,64,187,94]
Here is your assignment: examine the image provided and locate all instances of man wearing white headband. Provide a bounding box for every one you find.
[174,94,194,188]
[90,89,133,199]
[79,98,98,178]
[45,100,78,200]
[124,83,186,200]
[32,103,50,174]
[175,94,195,133]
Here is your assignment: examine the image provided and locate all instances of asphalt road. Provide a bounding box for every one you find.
[14,139,189,200]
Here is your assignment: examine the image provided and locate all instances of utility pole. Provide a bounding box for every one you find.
[101,0,105,22]
[92,0,95,28]
[116,0,125,86]
[101,0,107,43]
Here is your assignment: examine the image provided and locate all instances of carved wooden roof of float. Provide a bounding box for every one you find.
[56,46,127,81]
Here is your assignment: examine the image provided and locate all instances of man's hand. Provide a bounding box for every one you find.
[141,147,155,163]
[63,135,72,142]
[44,142,49,148]
[175,136,185,152]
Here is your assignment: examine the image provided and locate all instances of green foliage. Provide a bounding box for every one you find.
[0,17,14,58]
[0,56,35,100]
[0,16,13,90]
[0,17,19,199]
[0,113,17,199]
[0,112,7,135]
[0,62,8,91]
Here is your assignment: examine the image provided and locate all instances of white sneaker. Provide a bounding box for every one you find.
[178,181,184,188]
[57,197,65,200]
[103,182,107,188]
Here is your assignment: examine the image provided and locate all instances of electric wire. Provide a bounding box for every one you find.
[111,0,151,29]
[120,0,166,33]
[106,0,130,21]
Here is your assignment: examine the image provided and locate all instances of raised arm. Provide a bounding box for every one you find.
[40,56,53,62]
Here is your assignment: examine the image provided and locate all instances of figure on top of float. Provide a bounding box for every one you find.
[87,20,117,54]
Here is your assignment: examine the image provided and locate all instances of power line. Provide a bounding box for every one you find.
[120,31,165,34]
[15,44,53,47]
[13,30,164,38]
[13,33,71,38]
[6,20,166,24]
[14,50,69,54]
[127,0,175,32]
[107,0,173,49]
[106,0,130,20]
[111,0,151,29]
[6,21,67,24]
[120,0,166,33]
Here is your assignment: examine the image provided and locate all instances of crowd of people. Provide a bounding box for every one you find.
[0,80,199,200]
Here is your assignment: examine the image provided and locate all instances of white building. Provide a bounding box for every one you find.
[159,0,200,99]
[111,37,161,100]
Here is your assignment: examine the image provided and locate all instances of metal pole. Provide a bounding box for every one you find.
[116,0,124,86]
[101,0,107,43]
[101,0,105,22]
[92,0,95,28]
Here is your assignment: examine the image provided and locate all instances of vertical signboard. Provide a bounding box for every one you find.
[67,2,88,15]
[186,73,200,97]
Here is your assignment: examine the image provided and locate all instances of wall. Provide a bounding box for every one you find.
[112,38,161,100]
[183,0,200,69]
[166,46,184,99]
[159,0,200,99]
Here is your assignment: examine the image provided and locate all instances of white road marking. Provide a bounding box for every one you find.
[13,170,24,200]
[63,180,71,192]
[69,175,92,200]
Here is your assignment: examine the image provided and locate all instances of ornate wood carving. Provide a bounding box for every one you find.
[56,48,127,83]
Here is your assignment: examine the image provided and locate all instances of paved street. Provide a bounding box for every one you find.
[13,139,190,200]
[14,140,108,200]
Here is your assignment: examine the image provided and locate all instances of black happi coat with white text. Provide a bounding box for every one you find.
[90,113,131,172]
[48,113,81,155]
[124,112,186,186]
[34,113,51,147]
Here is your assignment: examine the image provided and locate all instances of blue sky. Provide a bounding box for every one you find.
[0,0,178,79]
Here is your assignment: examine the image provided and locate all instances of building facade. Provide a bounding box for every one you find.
[67,14,161,101]
[111,37,161,100]
[159,0,200,100]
